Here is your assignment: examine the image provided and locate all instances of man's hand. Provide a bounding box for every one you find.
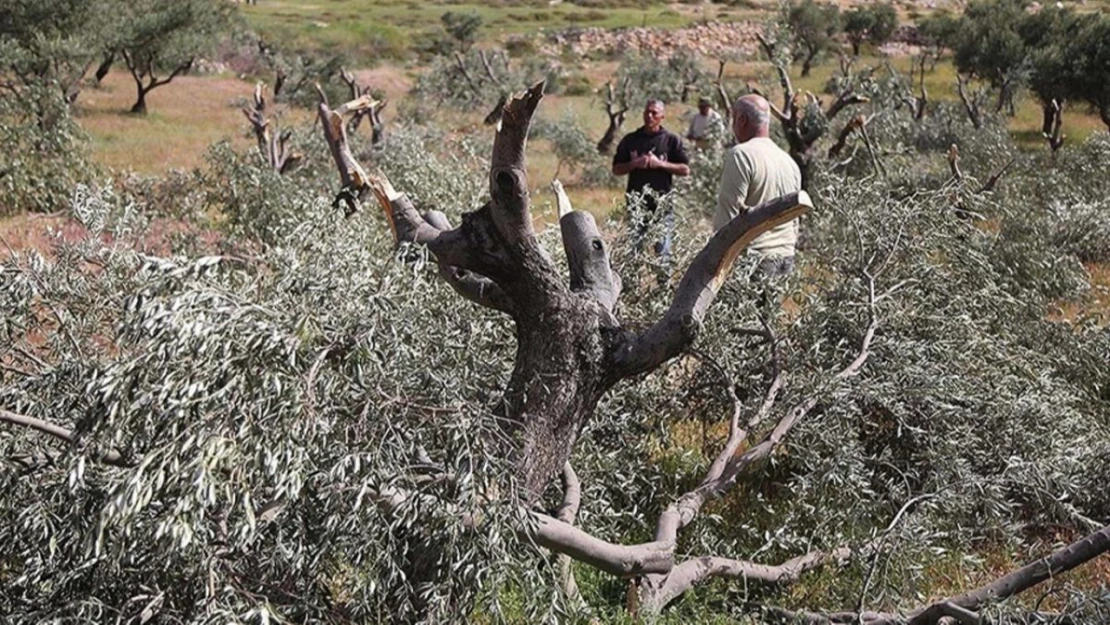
[644,153,664,169]
[630,150,650,169]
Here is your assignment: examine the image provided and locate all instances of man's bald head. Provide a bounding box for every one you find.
[732,94,771,142]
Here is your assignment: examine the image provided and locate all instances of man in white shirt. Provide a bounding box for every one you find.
[713,94,802,281]
[685,97,722,149]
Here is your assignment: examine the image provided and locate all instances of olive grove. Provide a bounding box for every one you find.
[3,7,1110,624]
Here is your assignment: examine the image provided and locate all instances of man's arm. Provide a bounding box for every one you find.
[612,137,646,176]
[648,157,690,177]
[713,150,750,230]
[613,156,647,176]
[663,136,691,177]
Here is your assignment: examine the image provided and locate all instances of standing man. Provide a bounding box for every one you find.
[685,97,723,149]
[612,99,690,260]
[714,94,802,281]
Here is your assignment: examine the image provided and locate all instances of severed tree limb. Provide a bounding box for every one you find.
[947,144,963,182]
[826,92,871,122]
[317,97,375,216]
[453,51,483,96]
[530,513,675,577]
[828,114,867,159]
[420,211,515,314]
[956,74,984,130]
[340,67,390,144]
[765,522,1110,624]
[903,522,1110,624]
[1043,98,1066,155]
[614,192,812,377]
[556,463,585,607]
[488,82,545,245]
[646,548,853,612]
[1,408,131,468]
[553,180,621,313]
[715,60,733,119]
[980,157,1016,193]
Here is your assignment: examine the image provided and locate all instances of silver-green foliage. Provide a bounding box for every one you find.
[2,101,1109,623]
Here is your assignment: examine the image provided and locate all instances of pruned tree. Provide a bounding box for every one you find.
[451,49,512,126]
[754,35,871,189]
[896,54,928,121]
[955,73,988,130]
[317,80,811,497]
[241,82,303,174]
[1043,98,1065,155]
[339,67,388,145]
[596,78,630,154]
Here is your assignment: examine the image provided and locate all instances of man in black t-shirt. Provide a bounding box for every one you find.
[612,99,690,261]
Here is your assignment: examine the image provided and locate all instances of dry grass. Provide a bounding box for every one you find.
[1051,262,1110,325]
[75,70,259,174]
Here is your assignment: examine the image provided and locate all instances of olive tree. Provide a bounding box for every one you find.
[786,0,842,77]
[843,3,898,57]
[106,0,234,114]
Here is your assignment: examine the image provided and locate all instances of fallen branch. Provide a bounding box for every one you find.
[1,408,131,468]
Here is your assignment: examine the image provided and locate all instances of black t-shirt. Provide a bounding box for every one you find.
[612,126,690,196]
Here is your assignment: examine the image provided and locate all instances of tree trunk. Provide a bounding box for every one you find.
[801,50,818,77]
[597,113,624,154]
[505,296,616,496]
[95,52,115,86]
[131,86,148,114]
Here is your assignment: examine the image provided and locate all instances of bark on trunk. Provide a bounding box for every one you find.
[131,88,148,114]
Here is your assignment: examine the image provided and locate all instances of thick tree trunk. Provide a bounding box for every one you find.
[597,114,623,154]
[131,87,148,114]
[506,296,616,496]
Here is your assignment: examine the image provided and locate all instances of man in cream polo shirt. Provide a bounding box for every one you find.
[713,94,802,281]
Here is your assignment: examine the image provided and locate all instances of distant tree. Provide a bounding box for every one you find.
[917,11,961,50]
[952,0,1028,115]
[108,0,234,114]
[1067,15,1110,132]
[441,11,482,52]
[787,0,842,77]
[843,3,898,56]
[0,0,106,105]
[1020,6,1082,139]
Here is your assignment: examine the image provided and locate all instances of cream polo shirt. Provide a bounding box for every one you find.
[713,137,802,258]
[686,109,722,140]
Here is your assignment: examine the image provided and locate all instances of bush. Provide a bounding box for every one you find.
[0,84,95,215]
